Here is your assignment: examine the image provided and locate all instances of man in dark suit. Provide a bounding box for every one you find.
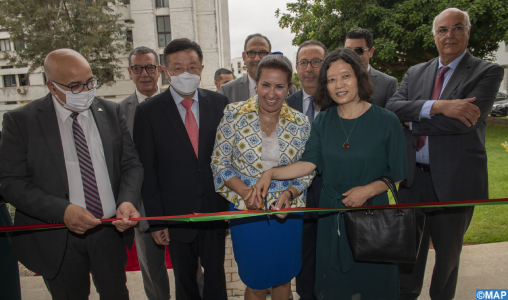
[386,8,504,300]
[119,46,170,300]
[220,33,297,103]
[134,38,228,300]
[345,29,398,107]
[286,39,327,300]
[0,49,143,299]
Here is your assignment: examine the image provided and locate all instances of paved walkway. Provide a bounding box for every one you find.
[20,242,508,300]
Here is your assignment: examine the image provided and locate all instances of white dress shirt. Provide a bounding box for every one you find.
[136,88,161,103]
[52,97,116,218]
[301,89,321,118]
[248,74,257,98]
[170,87,200,127]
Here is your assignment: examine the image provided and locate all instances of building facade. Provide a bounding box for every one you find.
[230,56,247,78]
[0,0,231,128]
[494,42,508,94]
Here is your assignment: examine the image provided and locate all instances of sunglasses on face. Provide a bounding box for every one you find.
[346,47,370,56]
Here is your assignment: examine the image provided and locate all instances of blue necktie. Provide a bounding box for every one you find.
[306,96,315,123]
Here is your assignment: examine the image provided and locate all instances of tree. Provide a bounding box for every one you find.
[0,0,132,86]
[292,72,302,90]
[277,0,508,80]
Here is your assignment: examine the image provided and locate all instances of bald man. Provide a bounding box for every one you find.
[0,49,144,299]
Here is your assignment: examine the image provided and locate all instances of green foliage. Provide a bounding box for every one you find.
[292,72,302,90]
[276,0,508,80]
[0,0,131,86]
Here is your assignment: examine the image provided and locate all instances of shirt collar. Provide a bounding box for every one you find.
[136,88,161,103]
[247,74,256,89]
[52,95,92,123]
[169,87,199,106]
[302,89,312,101]
[438,49,467,70]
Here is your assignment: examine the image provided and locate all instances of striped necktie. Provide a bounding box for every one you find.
[306,96,315,123]
[70,112,103,218]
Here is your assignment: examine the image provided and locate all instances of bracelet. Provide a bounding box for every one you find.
[285,189,294,200]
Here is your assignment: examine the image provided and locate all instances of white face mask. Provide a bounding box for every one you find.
[52,82,96,112]
[169,72,201,95]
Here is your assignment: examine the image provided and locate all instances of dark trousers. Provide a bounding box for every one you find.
[398,167,475,300]
[168,225,227,300]
[0,204,22,300]
[135,225,170,300]
[44,226,128,300]
[296,219,317,300]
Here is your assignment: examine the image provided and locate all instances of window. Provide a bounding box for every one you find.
[238,70,241,74]
[14,40,25,50]
[1,66,13,69]
[156,0,169,8]
[3,75,16,87]
[160,54,169,85]
[126,30,133,42]
[157,16,171,47]
[18,74,29,86]
[0,39,11,51]
[237,62,241,69]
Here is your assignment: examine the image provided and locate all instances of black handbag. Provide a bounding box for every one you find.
[342,176,426,264]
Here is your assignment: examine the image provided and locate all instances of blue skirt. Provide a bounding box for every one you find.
[229,203,303,290]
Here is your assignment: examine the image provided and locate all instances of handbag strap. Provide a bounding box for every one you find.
[365,176,400,206]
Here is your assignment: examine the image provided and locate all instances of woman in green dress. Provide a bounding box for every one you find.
[254,48,408,299]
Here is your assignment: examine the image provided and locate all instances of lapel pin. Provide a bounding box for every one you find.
[98,108,103,112]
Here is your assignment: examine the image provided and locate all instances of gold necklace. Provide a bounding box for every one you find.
[338,102,366,150]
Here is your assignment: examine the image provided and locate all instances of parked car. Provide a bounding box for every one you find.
[490,92,508,117]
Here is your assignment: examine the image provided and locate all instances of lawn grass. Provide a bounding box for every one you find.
[464,125,508,244]
[387,125,508,244]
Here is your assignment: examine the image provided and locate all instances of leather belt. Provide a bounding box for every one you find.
[416,163,431,172]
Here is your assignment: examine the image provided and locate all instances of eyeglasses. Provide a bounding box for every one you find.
[130,65,158,74]
[346,47,370,56]
[435,25,466,37]
[296,59,324,69]
[52,76,99,94]
[166,66,201,75]
[244,50,269,58]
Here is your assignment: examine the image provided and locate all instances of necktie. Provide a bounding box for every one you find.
[70,112,103,218]
[306,96,315,123]
[416,66,450,152]
[181,99,199,157]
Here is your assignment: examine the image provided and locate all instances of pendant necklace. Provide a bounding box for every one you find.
[261,117,278,131]
[338,102,366,150]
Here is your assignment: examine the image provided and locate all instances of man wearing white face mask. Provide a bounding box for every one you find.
[133,38,229,300]
[0,49,143,299]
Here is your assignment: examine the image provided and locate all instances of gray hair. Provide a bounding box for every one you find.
[128,46,159,67]
[432,8,472,37]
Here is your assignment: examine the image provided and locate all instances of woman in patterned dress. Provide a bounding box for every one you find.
[211,54,313,300]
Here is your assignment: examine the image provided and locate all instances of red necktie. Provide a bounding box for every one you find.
[70,112,104,218]
[416,66,450,152]
[181,99,199,157]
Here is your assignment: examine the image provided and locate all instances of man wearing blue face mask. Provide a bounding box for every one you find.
[133,38,229,300]
[0,49,144,299]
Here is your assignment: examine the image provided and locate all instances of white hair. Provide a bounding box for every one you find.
[432,8,471,37]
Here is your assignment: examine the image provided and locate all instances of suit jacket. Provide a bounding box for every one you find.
[220,74,298,103]
[0,93,143,279]
[119,91,150,232]
[370,67,398,108]
[286,90,323,218]
[386,51,504,202]
[133,88,229,243]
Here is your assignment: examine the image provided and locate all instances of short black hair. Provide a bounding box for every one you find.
[214,68,232,82]
[163,38,203,67]
[315,48,374,110]
[244,33,271,52]
[255,54,293,86]
[296,40,328,62]
[128,46,159,67]
[345,29,374,49]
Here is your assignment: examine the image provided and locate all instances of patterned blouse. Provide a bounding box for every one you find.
[211,96,314,210]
